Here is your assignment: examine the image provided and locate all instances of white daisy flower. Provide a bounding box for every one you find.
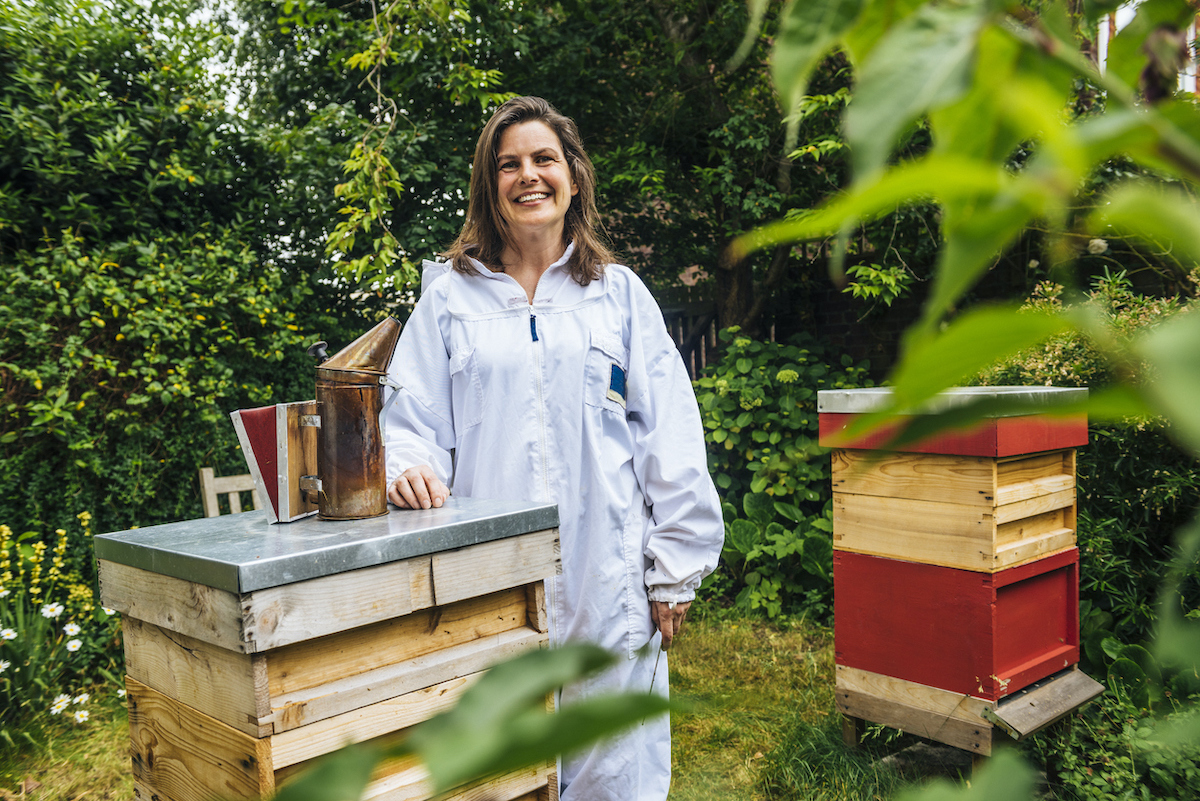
[117,688,127,698]
[1,629,15,640]
[66,639,82,652]
[0,659,9,673]
[0,588,9,597]
[63,622,81,636]
[40,602,64,618]
[102,607,116,616]
[50,695,71,715]
[74,692,89,704]
[73,709,89,723]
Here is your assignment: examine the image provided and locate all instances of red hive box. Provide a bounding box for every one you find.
[834,548,1080,701]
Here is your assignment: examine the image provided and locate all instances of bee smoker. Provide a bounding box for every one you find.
[302,317,402,520]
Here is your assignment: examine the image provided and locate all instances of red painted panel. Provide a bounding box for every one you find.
[819,412,1087,456]
[236,405,279,513]
[995,416,1089,456]
[835,552,994,698]
[835,549,1080,700]
[993,566,1077,677]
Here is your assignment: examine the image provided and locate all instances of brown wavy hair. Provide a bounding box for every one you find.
[443,96,614,284]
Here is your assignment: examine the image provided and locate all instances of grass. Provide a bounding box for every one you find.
[670,609,916,801]
[1,607,931,800]
[669,610,838,800]
[0,694,131,798]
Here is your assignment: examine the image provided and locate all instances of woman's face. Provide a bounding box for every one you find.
[495,120,578,241]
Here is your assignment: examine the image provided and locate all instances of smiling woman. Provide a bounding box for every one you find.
[381,96,725,801]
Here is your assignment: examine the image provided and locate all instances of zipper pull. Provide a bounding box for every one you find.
[530,314,539,342]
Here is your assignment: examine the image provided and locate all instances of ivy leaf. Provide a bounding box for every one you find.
[772,0,867,114]
[1135,307,1200,456]
[891,306,1073,412]
[845,1,988,178]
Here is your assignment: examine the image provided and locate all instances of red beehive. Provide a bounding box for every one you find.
[819,387,1101,756]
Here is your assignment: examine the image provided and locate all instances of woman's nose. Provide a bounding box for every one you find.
[518,159,537,183]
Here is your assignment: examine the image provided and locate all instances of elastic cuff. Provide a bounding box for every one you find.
[647,588,696,604]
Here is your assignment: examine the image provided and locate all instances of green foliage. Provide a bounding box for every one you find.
[319,0,516,289]
[974,272,1200,645]
[0,229,315,539]
[694,328,870,618]
[746,0,1200,797]
[1026,641,1200,801]
[0,0,339,541]
[0,515,122,752]
[843,262,914,311]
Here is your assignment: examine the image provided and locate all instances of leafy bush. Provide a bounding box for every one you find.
[1025,634,1200,801]
[0,230,318,549]
[0,514,122,751]
[0,0,365,548]
[974,272,1200,644]
[694,328,871,618]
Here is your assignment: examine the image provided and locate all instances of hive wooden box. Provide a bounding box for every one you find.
[96,498,562,801]
[831,448,1078,572]
[834,548,1080,702]
[818,387,1101,756]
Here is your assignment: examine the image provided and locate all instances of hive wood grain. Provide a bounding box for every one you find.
[126,677,274,801]
[122,617,271,737]
[432,529,561,606]
[266,586,529,697]
[268,627,544,736]
[832,449,1078,572]
[270,673,479,768]
[101,561,245,653]
[834,667,996,756]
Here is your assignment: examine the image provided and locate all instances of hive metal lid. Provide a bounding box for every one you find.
[93,496,558,594]
[817,386,1088,416]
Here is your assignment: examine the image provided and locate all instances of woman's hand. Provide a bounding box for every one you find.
[650,600,691,651]
[388,465,449,510]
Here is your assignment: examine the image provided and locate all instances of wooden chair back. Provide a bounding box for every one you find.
[199,467,262,517]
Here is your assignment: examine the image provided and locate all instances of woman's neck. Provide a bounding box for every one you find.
[499,234,567,303]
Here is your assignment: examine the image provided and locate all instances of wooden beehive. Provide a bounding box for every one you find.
[96,498,562,801]
[819,387,1102,757]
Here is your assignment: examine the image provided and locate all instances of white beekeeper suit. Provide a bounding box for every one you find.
[384,244,724,800]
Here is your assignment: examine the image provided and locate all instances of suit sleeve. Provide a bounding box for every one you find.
[625,283,724,602]
[384,288,455,488]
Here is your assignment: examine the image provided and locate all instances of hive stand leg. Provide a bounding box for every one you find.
[841,714,866,748]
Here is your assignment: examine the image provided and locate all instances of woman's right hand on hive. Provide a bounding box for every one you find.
[388,465,449,510]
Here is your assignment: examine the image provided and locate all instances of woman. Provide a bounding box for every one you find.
[383,96,723,800]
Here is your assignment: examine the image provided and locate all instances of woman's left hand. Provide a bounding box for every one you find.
[650,600,691,651]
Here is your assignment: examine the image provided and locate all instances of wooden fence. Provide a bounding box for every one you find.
[661,300,718,379]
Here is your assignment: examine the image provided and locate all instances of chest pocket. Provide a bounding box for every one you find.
[449,347,484,431]
[584,331,629,415]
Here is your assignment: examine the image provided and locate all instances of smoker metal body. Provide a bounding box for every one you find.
[305,317,401,520]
